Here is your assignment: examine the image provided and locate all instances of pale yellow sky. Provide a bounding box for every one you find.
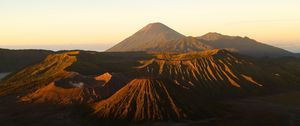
[0,0,299,52]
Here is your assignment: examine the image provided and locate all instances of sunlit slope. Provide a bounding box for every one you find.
[20,72,128,104]
[0,51,131,104]
[93,78,187,121]
[20,81,101,104]
[0,51,78,96]
[138,49,285,92]
[0,51,148,98]
[92,49,289,122]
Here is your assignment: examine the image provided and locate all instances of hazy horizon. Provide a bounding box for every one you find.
[1,0,300,52]
[1,38,300,53]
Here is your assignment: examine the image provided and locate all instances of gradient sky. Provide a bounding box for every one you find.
[0,0,300,52]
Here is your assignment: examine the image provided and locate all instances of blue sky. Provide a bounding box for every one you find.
[0,0,300,52]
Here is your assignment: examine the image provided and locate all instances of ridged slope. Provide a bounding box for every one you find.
[92,49,284,122]
[137,49,278,91]
[19,72,129,104]
[93,78,186,122]
[0,51,79,96]
[20,72,103,104]
[143,36,212,52]
[20,82,100,104]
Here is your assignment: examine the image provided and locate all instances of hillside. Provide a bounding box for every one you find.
[1,49,300,124]
[198,32,292,57]
[0,51,154,97]
[139,36,212,52]
[20,72,129,104]
[0,48,53,73]
[93,78,186,121]
[0,51,132,103]
[92,49,297,122]
[0,51,78,96]
[137,49,288,94]
[66,51,154,75]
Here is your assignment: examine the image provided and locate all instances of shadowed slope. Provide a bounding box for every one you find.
[66,51,154,75]
[0,48,53,73]
[143,36,212,52]
[95,72,130,98]
[198,32,292,57]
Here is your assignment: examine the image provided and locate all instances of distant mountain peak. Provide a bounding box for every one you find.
[106,22,185,52]
[200,32,231,41]
[203,32,223,36]
[137,22,181,35]
[106,23,292,57]
[139,22,165,30]
[198,33,292,57]
[200,32,252,41]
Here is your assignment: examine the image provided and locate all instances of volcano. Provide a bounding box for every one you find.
[0,23,299,125]
[92,49,290,122]
[93,78,187,121]
[107,23,292,57]
[106,22,185,52]
[198,32,292,57]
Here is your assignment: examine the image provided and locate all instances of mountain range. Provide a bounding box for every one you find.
[107,22,292,57]
[0,23,300,126]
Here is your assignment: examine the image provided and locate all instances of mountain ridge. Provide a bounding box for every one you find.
[106,23,293,57]
[198,32,292,57]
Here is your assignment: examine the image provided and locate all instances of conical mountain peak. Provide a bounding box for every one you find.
[138,22,177,33]
[106,22,185,52]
